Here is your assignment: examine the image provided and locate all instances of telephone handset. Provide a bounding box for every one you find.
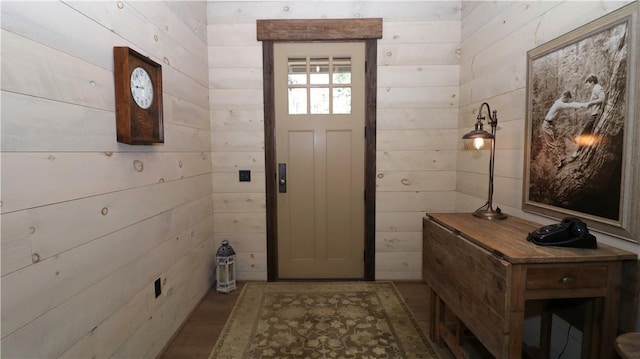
[527,217,597,249]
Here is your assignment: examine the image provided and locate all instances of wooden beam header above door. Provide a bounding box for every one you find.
[257,18,382,41]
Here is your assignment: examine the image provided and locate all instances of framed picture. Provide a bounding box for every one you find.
[523,3,640,243]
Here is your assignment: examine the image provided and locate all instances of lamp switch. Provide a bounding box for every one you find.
[239,170,251,182]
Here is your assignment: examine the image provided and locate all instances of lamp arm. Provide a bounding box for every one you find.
[488,135,496,208]
[478,102,498,210]
[477,102,498,131]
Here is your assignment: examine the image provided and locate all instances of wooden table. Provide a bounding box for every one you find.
[422,213,638,359]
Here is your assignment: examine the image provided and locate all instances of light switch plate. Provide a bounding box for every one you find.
[239,170,251,182]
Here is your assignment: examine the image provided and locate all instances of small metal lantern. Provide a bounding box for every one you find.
[215,240,236,293]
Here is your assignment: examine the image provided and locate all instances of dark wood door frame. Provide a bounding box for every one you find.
[257,18,382,281]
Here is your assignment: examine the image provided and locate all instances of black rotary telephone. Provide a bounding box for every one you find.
[527,217,597,249]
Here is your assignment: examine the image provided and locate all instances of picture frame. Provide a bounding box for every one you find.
[523,3,640,243]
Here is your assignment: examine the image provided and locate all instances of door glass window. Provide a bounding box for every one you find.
[288,88,307,115]
[332,57,351,84]
[287,56,351,115]
[287,58,307,85]
[310,88,330,114]
[333,87,351,114]
[310,57,329,85]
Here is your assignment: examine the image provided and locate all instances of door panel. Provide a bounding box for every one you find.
[275,42,365,278]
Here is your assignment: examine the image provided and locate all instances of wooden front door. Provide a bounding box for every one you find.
[274,42,365,278]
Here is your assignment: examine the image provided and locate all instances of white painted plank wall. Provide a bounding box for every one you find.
[2,1,638,357]
[207,1,461,281]
[1,1,213,357]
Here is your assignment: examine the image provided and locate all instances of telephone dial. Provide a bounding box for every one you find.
[527,217,597,249]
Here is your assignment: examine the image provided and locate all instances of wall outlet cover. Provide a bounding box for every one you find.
[154,278,162,298]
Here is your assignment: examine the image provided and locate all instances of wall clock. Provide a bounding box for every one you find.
[113,46,164,145]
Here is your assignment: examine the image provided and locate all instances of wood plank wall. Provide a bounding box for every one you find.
[457,0,640,256]
[1,1,213,357]
[207,1,462,281]
[2,1,639,357]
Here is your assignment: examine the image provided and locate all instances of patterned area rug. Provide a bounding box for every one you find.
[209,282,439,359]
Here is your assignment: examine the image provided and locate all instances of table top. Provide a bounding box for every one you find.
[616,332,640,359]
[426,213,637,264]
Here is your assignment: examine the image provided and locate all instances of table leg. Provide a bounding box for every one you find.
[428,288,437,342]
[540,300,551,359]
[435,295,445,347]
[600,261,624,359]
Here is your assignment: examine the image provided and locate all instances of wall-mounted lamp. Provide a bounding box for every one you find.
[462,102,507,220]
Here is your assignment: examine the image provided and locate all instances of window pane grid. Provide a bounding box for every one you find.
[287,55,351,115]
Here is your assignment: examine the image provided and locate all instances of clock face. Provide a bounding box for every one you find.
[130,66,154,109]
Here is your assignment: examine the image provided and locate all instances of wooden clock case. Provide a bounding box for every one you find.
[113,46,164,145]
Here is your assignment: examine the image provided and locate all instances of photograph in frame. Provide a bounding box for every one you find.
[523,3,639,242]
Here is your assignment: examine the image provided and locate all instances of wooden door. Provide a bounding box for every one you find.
[274,42,365,278]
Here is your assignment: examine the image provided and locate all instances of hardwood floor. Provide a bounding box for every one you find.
[159,281,453,359]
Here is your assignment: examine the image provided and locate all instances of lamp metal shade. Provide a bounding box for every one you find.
[462,129,494,140]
